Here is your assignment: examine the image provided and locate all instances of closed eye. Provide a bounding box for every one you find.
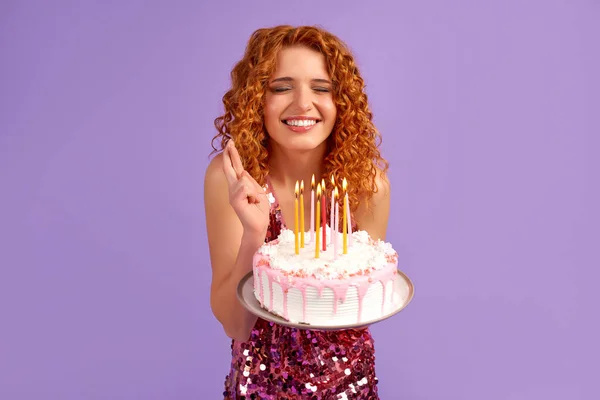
[271,87,291,93]
[269,86,331,94]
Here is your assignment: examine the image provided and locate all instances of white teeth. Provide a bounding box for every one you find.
[286,119,316,127]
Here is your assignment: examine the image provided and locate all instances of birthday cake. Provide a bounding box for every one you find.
[252,226,401,327]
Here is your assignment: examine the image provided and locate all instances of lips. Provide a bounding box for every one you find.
[282,117,320,133]
[282,117,321,128]
[283,120,318,127]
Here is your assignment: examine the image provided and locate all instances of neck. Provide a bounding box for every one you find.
[268,142,328,190]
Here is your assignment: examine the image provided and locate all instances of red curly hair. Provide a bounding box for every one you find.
[211,25,388,213]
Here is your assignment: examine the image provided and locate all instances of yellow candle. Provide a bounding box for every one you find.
[300,180,305,248]
[315,183,321,258]
[294,181,299,255]
[342,178,348,254]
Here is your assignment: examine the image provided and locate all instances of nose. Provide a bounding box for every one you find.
[293,85,313,112]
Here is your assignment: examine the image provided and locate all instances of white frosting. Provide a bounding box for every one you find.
[252,227,401,326]
[255,270,402,325]
[256,227,396,279]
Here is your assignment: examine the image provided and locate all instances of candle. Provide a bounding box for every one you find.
[334,186,339,259]
[315,183,321,258]
[346,187,353,246]
[300,180,305,248]
[294,181,299,255]
[342,178,348,254]
[310,175,315,243]
[330,175,335,246]
[321,178,326,251]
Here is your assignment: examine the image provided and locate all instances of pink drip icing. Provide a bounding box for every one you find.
[316,282,350,316]
[297,285,308,322]
[253,252,399,324]
[356,280,371,323]
[282,287,289,320]
[372,267,399,318]
[333,282,348,316]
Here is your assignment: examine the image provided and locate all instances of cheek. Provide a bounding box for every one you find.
[264,98,281,127]
[321,100,337,127]
[325,103,337,120]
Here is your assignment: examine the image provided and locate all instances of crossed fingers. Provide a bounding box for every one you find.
[222,140,265,202]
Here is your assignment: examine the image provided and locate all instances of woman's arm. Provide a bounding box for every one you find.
[204,143,269,342]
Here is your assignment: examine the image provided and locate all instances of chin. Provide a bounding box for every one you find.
[271,135,330,153]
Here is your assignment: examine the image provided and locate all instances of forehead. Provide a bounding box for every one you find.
[272,45,330,79]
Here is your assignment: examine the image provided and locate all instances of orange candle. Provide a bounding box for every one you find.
[315,183,321,258]
[300,180,305,248]
[294,181,299,255]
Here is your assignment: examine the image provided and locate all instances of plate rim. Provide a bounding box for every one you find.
[236,268,415,331]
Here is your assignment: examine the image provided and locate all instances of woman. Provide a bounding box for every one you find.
[204,25,390,399]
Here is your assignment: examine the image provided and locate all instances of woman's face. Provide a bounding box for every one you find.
[264,45,337,153]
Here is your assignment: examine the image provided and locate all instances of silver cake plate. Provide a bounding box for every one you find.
[236,269,415,331]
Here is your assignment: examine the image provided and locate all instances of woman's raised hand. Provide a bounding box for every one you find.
[222,140,270,243]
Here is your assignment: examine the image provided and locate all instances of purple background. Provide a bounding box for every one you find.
[1,1,598,399]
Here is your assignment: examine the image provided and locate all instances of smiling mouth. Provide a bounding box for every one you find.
[282,119,321,127]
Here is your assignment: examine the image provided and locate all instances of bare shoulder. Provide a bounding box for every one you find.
[372,167,391,201]
[204,153,226,190]
[204,153,231,219]
[354,168,391,240]
[204,152,240,231]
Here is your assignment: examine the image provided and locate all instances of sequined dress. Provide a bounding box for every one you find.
[223,180,379,399]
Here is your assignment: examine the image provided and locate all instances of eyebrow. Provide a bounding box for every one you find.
[270,77,332,84]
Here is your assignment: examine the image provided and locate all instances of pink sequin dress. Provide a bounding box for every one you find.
[223,180,379,399]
